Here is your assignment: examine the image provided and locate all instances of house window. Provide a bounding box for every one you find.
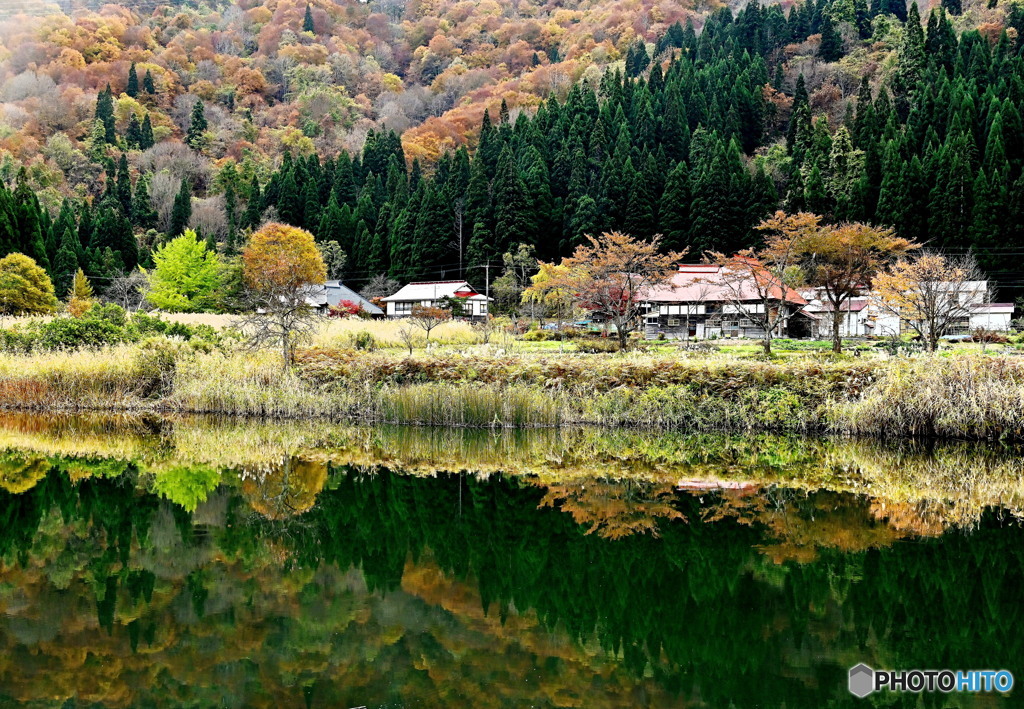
[394,301,412,315]
[667,318,681,327]
[479,303,488,315]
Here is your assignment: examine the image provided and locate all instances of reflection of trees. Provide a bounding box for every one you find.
[538,478,683,539]
[0,453,50,494]
[240,457,328,520]
[0,464,1024,708]
[700,488,907,563]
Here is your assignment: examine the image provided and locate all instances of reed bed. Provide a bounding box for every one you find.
[838,357,1024,439]
[0,343,1023,439]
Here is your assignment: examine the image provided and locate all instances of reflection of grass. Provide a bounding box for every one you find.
[3,414,1024,532]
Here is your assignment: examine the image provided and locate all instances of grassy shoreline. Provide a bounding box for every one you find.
[0,343,1022,439]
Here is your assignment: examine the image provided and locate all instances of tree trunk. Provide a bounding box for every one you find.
[762,334,772,355]
[832,310,842,354]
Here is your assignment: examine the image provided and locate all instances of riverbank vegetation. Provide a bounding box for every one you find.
[1,306,1024,440]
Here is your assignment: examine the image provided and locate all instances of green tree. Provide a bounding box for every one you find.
[146,229,222,312]
[126,63,139,98]
[143,69,155,94]
[53,228,80,297]
[303,4,315,32]
[94,84,116,145]
[185,99,208,150]
[170,180,192,237]
[818,13,843,62]
[140,114,155,150]
[492,147,530,255]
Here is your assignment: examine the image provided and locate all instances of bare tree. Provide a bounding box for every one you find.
[874,252,987,352]
[105,269,151,312]
[708,212,817,355]
[471,316,499,344]
[360,274,400,300]
[396,324,421,354]
[682,280,715,342]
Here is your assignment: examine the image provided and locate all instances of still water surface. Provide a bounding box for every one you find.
[0,415,1020,708]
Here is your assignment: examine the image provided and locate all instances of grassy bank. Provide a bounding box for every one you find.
[0,340,1023,439]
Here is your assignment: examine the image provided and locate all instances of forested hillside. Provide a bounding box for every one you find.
[0,0,1022,294]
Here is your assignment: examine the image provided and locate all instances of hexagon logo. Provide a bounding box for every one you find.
[849,663,875,698]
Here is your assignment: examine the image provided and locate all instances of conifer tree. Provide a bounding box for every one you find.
[116,154,132,215]
[126,63,139,98]
[140,113,155,150]
[94,85,116,145]
[170,180,192,237]
[659,162,692,252]
[411,185,451,277]
[53,228,80,296]
[491,147,531,255]
[243,177,262,229]
[303,4,315,32]
[126,114,143,149]
[131,173,157,229]
[143,69,156,94]
[818,13,844,62]
[185,99,208,149]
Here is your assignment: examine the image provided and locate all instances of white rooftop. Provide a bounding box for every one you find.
[381,280,492,302]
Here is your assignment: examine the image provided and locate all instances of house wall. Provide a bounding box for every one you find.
[386,299,489,318]
[970,311,1012,331]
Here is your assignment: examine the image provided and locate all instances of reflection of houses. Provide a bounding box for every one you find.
[380,280,492,319]
[304,281,384,317]
[802,282,1013,337]
[643,264,812,340]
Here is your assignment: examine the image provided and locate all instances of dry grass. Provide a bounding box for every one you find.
[159,313,481,348]
[838,357,1024,439]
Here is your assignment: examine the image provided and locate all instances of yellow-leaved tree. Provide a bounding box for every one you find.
[0,254,58,315]
[67,268,95,318]
[874,251,985,352]
[241,222,326,366]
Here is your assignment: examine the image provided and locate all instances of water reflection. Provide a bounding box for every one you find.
[0,415,1020,707]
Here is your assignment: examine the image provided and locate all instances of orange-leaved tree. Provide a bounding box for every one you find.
[531,232,686,350]
[708,211,818,355]
[241,222,327,366]
[791,218,917,353]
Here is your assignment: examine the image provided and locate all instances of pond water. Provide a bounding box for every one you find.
[0,414,1021,708]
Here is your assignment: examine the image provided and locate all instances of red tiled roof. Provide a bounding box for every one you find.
[643,263,807,305]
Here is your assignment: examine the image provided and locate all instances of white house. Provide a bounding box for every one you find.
[380,280,492,319]
[802,281,1013,338]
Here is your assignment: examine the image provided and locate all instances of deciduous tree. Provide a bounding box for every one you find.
[537,231,686,350]
[241,222,327,365]
[146,229,221,312]
[0,253,58,315]
[790,215,916,352]
[874,251,984,351]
